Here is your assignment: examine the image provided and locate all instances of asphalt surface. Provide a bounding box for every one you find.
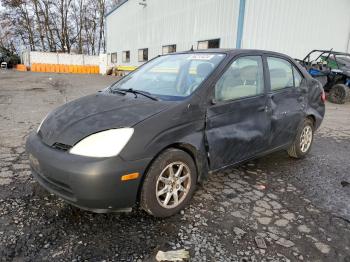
[0,70,349,262]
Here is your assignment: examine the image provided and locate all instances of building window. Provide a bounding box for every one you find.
[111,53,117,63]
[122,51,130,63]
[197,39,220,50]
[162,45,176,55]
[138,48,148,62]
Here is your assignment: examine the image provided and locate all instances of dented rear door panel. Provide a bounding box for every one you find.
[264,54,308,148]
[268,88,305,147]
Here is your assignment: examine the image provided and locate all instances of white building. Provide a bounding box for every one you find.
[105,0,350,67]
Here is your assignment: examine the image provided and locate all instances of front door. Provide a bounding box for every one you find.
[205,55,271,170]
[265,56,306,148]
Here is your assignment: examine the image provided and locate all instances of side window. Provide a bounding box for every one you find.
[267,57,294,90]
[138,48,148,62]
[215,56,264,101]
[122,51,130,63]
[111,53,117,63]
[198,39,220,50]
[162,45,176,54]
[293,67,303,88]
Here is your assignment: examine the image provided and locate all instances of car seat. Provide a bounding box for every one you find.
[219,65,259,100]
[269,68,293,89]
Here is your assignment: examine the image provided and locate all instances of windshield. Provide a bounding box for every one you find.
[110,53,225,101]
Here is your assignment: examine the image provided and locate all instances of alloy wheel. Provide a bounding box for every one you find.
[300,125,313,153]
[156,161,191,209]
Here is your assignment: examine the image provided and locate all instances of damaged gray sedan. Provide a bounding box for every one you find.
[26,49,325,217]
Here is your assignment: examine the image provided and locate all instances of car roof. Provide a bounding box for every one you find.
[175,48,293,59]
[177,48,311,78]
[179,48,283,55]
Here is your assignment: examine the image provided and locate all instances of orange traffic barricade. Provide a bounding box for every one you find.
[16,64,27,72]
[29,63,99,74]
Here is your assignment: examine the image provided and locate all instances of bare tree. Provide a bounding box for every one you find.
[0,0,117,54]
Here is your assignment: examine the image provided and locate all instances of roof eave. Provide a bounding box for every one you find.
[105,0,128,18]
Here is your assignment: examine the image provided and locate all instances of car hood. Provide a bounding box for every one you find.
[39,92,171,147]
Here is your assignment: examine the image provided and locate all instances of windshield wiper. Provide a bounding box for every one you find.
[108,86,127,96]
[119,88,159,101]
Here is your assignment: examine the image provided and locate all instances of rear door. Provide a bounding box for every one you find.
[265,56,307,148]
[205,55,271,170]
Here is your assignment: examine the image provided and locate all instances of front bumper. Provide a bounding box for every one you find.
[26,132,151,213]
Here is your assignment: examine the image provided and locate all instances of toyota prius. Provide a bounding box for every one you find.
[26,49,325,217]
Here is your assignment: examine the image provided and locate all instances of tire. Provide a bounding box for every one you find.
[328,84,349,104]
[287,118,314,159]
[140,148,197,217]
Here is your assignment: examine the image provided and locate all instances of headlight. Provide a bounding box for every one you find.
[37,114,48,133]
[69,128,134,158]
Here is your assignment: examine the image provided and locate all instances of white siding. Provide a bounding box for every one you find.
[106,0,350,66]
[106,0,240,66]
[242,0,350,58]
[25,51,100,66]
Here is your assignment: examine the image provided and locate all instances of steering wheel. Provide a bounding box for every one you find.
[185,82,199,95]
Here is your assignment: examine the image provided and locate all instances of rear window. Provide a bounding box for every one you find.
[267,57,294,90]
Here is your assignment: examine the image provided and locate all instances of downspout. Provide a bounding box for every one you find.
[236,0,246,49]
[347,16,350,53]
[105,16,108,55]
[104,16,108,74]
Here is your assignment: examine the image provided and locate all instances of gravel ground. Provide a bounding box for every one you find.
[0,70,350,262]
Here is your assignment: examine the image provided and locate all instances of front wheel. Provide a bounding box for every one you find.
[287,118,314,159]
[140,148,197,217]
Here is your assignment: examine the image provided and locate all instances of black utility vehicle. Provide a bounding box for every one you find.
[298,49,350,104]
[26,49,325,217]
[0,47,20,68]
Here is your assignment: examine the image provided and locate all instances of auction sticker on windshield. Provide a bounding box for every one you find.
[187,54,215,60]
